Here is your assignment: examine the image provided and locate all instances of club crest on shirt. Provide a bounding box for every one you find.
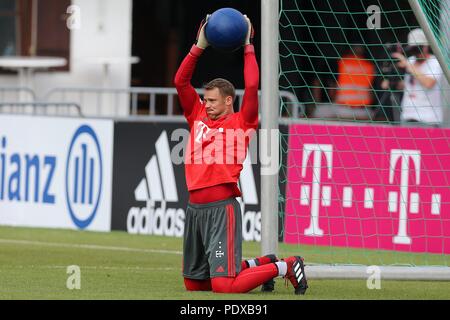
[194,121,224,143]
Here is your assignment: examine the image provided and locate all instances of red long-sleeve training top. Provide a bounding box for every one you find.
[174,44,259,204]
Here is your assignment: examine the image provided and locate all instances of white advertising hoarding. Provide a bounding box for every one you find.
[0,115,113,231]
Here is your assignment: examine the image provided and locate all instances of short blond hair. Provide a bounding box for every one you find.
[204,78,235,101]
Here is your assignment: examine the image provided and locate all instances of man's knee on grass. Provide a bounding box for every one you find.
[184,278,212,291]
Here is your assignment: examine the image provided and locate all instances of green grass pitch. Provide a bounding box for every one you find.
[0,226,449,300]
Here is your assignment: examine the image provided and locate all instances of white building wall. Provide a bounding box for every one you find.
[0,0,133,117]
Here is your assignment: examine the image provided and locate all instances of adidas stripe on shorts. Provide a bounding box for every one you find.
[183,198,242,279]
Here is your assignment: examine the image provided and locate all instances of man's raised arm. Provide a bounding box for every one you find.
[240,17,259,126]
[174,18,209,118]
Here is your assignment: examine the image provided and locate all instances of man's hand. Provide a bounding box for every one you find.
[381,79,390,90]
[391,52,436,89]
[196,15,210,49]
[243,15,254,45]
[391,52,412,73]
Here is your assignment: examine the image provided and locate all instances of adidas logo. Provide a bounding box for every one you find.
[215,265,225,273]
[294,261,304,282]
[127,131,185,237]
[238,153,261,242]
[134,131,178,203]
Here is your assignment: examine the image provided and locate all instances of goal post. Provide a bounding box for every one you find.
[261,0,450,280]
[260,0,280,258]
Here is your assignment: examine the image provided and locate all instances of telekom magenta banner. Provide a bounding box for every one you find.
[284,123,450,254]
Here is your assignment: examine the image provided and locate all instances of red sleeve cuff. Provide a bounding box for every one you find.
[190,45,204,57]
[244,44,255,54]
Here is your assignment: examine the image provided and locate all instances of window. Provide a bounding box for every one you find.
[0,0,70,71]
[0,0,18,56]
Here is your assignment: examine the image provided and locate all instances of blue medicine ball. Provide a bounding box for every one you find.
[205,8,248,51]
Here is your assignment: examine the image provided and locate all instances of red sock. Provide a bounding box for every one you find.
[241,256,276,271]
[257,256,275,265]
[211,263,278,293]
[184,278,212,291]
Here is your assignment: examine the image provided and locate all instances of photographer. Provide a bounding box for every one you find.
[376,43,405,123]
[391,29,444,127]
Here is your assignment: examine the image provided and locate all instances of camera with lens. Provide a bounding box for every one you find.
[381,42,422,87]
[405,45,423,56]
[380,43,405,86]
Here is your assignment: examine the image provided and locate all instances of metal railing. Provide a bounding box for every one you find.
[0,102,83,116]
[0,87,36,102]
[44,87,304,117]
[0,86,303,118]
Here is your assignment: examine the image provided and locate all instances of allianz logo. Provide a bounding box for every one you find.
[0,124,103,230]
[0,136,56,204]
